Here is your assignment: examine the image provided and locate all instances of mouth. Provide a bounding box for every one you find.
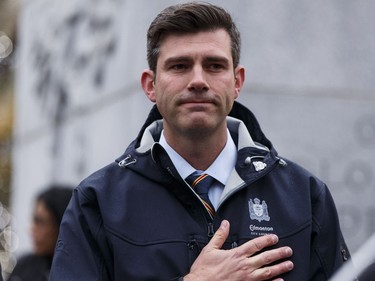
[180,96,215,105]
[180,100,214,111]
[184,100,211,105]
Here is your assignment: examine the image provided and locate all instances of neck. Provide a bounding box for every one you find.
[164,127,227,171]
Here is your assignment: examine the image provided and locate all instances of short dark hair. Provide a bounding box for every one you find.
[147,2,241,73]
[36,185,73,226]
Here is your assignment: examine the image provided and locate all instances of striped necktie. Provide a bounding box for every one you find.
[186,172,215,217]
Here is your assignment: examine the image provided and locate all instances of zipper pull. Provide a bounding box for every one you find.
[207,222,215,237]
[187,239,198,251]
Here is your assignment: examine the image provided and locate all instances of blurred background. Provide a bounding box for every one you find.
[1,0,374,279]
[0,0,18,277]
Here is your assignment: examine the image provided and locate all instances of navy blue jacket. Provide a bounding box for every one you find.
[50,102,350,280]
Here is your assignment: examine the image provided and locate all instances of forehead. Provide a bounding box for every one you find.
[34,200,52,216]
[158,29,232,62]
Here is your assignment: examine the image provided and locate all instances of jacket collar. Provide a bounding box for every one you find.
[117,101,283,209]
[135,116,270,155]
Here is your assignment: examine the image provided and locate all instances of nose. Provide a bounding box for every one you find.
[187,66,209,92]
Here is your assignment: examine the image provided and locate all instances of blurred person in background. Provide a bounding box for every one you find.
[7,185,72,281]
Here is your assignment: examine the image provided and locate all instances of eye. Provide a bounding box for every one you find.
[207,63,225,72]
[170,64,189,71]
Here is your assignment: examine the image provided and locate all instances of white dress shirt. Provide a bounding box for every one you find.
[159,129,237,210]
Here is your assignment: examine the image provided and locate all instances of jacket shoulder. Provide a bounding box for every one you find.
[278,156,328,197]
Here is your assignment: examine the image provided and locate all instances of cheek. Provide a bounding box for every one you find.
[155,74,184,95]
[154,85,176,112]
[211,76,236,92]
[34,226,58,254]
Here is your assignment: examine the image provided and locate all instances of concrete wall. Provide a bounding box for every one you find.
[8,0,375,273]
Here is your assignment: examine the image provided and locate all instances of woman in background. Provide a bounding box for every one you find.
[7,185,72,281]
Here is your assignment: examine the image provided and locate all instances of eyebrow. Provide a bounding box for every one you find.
[204,56,230,65]
[163,55,230,67]
[163,56,193,67]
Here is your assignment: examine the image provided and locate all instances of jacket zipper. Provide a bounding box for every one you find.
[166,166,215,239]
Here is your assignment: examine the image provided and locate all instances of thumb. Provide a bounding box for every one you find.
[207,220,230,250]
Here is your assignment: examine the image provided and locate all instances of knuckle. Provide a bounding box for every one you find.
[246,257,257,269]
[262,253,273,264]
[232,249,242,259]
[262,267,273,278]
[251,239,263,251]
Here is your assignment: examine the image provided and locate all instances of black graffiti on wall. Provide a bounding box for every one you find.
[27,2,124,180]
[32,6,119,124]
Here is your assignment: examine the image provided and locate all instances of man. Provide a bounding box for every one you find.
[50,2,350,280]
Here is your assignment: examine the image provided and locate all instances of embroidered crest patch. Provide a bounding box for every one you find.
[249,198,270,222]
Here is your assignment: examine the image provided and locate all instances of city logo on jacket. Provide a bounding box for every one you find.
[249,198,270,222]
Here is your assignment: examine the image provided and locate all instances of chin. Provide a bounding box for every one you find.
[34,246,54,257]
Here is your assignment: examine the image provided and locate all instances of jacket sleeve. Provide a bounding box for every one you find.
[309,182,351,280]
[50,186,112,281]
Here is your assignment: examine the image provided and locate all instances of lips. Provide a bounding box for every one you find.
[179,96,215,105]
[181,100,214,111]
[184,100,211,104]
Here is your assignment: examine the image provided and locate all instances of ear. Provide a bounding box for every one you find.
[234,65,245,98]
[141,69,156,102]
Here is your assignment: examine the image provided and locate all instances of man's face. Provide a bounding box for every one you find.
[143,29,244,140]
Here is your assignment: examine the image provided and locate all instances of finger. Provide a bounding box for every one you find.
[238,234,279,257]
[206,220,230,250]
[249,246,293,269]
[252,260,294,280]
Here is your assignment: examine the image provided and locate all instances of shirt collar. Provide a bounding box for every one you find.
[159,129,237,186]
